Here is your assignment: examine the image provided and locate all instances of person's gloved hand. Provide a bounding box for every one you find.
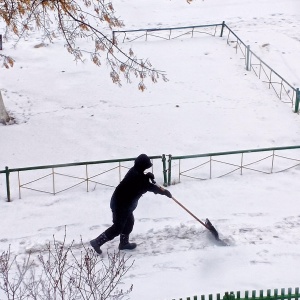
[145,172,155,182]
[164,189,172,198]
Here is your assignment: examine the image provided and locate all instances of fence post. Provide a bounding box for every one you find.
[168,155,172,186]
[209,156,212,179]
[294,88,300,113]
[162,154,168,187]
[0,34,2,50]
[223,292,235,300]
[5,166,11,202]
[86,165,89,192]
[220,21,225,37]
[240,153,244,175]
[246,45,251,71]
[52,168,56,195]
[18,171,22,199]
[271,150,275,173]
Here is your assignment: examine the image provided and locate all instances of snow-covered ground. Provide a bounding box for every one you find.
[1,0,300,299]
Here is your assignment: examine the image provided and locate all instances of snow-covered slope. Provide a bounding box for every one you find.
[1,0,300,299]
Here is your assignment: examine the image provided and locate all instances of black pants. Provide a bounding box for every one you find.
[104,210,134,240]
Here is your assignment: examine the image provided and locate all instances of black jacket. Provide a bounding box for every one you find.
[110,154,164,212]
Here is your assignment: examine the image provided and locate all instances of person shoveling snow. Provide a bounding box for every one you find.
[90,154,172,255]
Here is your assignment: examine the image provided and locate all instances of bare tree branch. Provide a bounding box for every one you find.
[0,228,134,299]
[0,0,168,90]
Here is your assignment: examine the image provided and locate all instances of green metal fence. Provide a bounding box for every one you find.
[2,145,300,201]
[174,287,300,300]
[113,21,299,114]
[0,155,168,202]
[166,145,300,186]
[222,24,299,113]
[112,23,223,43]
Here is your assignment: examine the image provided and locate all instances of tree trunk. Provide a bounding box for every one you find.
[0,90,11,125]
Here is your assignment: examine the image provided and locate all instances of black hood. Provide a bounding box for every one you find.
[134,154,152,171]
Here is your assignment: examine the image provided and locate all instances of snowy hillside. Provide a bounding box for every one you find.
[1,0,300,299]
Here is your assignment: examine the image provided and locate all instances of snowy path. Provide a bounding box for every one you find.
[2,171,300,299]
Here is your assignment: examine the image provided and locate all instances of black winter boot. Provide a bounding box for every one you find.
[119,234,137,250]
[90,233,108,254]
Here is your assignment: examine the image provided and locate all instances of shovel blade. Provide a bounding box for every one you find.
[205,218,219,240]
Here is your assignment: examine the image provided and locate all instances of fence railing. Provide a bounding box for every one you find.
[2,145,300,201]
[166,145,300,186]
[113,21,299,114]
[174,287,300,300]
[0,155,168,202]
[112,23,224,44]
[222,24,299,113]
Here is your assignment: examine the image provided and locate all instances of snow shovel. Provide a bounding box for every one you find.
[170,194,220,240]
[153,181,221,242]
